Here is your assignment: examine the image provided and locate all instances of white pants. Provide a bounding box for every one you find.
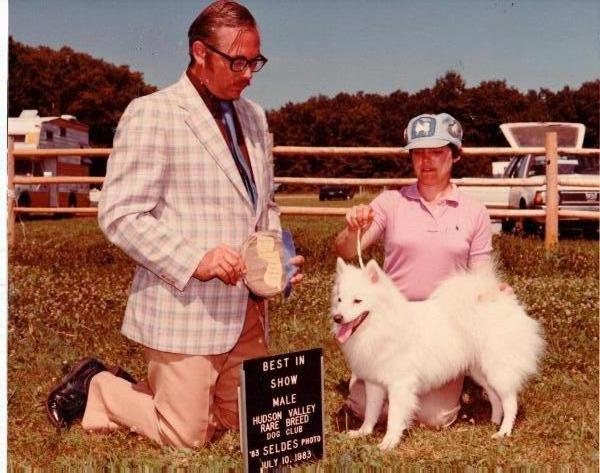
[345,375,463,428]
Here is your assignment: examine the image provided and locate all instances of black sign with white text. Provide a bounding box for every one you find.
[239,348,324,472]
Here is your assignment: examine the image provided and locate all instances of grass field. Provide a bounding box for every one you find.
[8,214,599,470]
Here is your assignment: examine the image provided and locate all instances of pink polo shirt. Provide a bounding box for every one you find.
[369,184,492,301]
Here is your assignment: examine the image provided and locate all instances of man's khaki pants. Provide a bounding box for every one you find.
[81,300,267,448]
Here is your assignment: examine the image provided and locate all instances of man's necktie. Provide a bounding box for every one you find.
[219,100,257,209]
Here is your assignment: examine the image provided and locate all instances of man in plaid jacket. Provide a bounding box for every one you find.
[46,0,303,447]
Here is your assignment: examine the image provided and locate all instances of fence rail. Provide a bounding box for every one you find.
[7,135,600,251]
[12,145,600,159]
[12,175,598,188]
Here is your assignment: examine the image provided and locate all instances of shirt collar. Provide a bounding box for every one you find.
[401,183,460,204]
[186,68,222,119]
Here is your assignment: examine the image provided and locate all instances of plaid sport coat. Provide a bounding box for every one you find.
[98,73,281,355]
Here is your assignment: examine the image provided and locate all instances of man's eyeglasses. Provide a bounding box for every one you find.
[202,41,268,73]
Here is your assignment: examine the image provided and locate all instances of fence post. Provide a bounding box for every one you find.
[7,137,15,247]
[545,132,559,252]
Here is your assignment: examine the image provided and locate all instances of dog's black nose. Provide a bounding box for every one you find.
[333,314,343,324]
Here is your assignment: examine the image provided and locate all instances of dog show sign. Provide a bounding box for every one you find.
[239,348,325,472]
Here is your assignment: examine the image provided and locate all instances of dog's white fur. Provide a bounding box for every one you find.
[331,258,544,450]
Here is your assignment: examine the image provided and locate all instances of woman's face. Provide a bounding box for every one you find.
[411,146,455,187]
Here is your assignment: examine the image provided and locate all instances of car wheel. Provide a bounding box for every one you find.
[523,219,540,236]
[518,199,540,237]
[582,222,599,239]
[17,192,31,208]
[58,192,77,219]
[16,192,31,221]
[501,219,515,233]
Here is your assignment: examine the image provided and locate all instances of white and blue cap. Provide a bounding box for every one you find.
[404,113,463,150]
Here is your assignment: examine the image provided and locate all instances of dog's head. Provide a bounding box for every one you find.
[331,257,386,344]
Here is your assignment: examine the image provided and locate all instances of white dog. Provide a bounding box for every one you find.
[331,258,544,450]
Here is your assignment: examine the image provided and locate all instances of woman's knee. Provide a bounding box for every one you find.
[416,404,460,428]
[345,378,388,423]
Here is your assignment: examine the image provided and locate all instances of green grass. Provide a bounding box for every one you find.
[8,216,599,470]
[275,191,378,208]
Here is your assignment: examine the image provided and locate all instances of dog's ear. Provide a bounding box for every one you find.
[365,259,380,283]
[336,257,347,274]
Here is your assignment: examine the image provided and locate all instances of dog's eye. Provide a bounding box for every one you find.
[337,297,341,303]
[353,299,362,304]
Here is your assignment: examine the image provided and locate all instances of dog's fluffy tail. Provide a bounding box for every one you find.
[430,259,505,306]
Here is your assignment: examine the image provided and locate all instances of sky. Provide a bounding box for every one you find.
[8,0,600,110]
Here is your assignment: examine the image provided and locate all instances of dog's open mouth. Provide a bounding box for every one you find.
[336,311,369,344]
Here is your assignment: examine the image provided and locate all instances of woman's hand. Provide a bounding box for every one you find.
[288,255,305,286]
[336,205,377,259]
[346,205,374,232]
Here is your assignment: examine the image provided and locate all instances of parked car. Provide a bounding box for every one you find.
[319,186,355,201]
[501,122,598,235]
[459,122,599,236]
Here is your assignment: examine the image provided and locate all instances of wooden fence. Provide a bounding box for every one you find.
[7,133,600,251]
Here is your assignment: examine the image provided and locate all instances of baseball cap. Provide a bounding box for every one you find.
[404,113,463,150]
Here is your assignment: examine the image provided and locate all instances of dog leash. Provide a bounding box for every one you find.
[356,227,365,269]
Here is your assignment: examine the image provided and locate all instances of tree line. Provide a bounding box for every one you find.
[9,38,599,178]
[8,37,157,146]
[267,72,599,179]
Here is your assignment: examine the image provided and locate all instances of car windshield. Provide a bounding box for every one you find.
[529,156,600,176]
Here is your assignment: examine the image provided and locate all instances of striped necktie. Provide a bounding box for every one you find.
[219,100,257,209]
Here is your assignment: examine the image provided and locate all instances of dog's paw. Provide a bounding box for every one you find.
[491,429,511,439]
[378,433,401,451]
[347,427,372,438]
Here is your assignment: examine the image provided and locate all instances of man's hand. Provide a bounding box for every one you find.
[194,244,246,285]
[288,255,305,286]
[346,205,374,232]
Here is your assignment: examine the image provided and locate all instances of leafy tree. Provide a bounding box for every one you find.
[10,37,597,180]
[9,37,157,146]
[268,72,598,179]
[545,81,599,148]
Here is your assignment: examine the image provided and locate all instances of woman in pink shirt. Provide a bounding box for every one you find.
[335,113,493,428]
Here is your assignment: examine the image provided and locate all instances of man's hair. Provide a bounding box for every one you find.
[188,1,257,67]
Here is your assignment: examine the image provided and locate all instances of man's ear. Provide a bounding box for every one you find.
[191,41,206,65]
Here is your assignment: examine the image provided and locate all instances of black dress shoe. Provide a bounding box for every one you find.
[46,358,107,429]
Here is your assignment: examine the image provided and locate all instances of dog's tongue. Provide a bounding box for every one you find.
[336,322,355,344]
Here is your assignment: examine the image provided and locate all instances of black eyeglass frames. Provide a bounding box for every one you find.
[202,41,268,73]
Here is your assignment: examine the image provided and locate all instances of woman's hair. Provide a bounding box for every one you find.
[187,1,256,67]
[409,144,461,160]
[448,144,461,159]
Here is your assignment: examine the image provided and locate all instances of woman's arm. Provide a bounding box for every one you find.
[335,205,380,260]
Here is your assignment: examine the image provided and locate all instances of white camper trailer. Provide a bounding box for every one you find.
[8,110,91,209]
